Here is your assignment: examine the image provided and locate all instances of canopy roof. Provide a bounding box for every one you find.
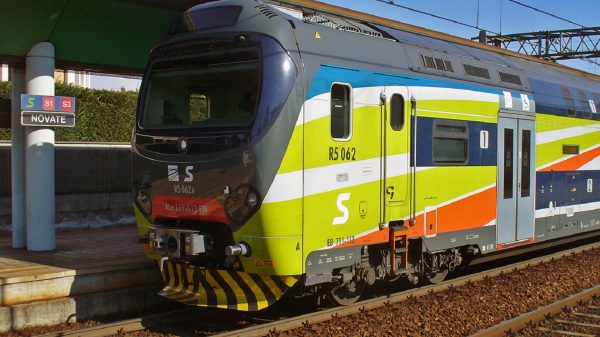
[0,0,207,74]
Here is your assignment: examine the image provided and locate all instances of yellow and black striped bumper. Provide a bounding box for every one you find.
[159,260,299,311]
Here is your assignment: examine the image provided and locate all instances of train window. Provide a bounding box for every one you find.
[521,130,531,197]
[189,94,210,122]
[589,100,597,115]
[390,94,405,131]
[499,72,522,86]
[503,128,514,199]
[141,51,260,129]
[331,83,351,140]
[463,64,490,80]
[593,93,600,118]
[561,86,576,116]
[578,89,592,119]
[432,120,468,165]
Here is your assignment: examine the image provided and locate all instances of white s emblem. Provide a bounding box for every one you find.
[184,166,194,182]
[333,193,351,225]
[168,165,194,182]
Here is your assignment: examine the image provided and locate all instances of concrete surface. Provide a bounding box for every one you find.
[0,226,165,332]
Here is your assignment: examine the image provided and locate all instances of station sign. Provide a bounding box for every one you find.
[20,94,76,128]
[21,110,75,127]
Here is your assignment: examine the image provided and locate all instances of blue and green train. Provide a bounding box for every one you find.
[132,0,600,310]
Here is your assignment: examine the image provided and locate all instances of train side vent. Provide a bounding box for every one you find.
[499,72,522,86]
[303,13,385,38]
[443,60,454,72]
[421,55,454,72]
[463,64,491,80]
[256,4,279,18]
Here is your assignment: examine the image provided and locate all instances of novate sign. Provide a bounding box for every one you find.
[20,94,76,127]
[21,111,76,127]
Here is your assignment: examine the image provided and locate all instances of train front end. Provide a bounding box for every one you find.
[131,0,304,311]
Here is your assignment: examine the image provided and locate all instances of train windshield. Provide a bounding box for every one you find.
[140,35,296,130]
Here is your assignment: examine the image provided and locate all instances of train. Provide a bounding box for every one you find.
[131,0,600,310]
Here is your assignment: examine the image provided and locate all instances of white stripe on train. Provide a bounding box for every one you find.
[297,86,500,127]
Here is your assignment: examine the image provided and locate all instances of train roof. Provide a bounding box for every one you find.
[267,0,600,118]
[273,0,600,82]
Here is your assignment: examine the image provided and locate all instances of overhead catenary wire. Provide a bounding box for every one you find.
[374,0,599,74]
[507,0,590,29]
[374,0,499,35]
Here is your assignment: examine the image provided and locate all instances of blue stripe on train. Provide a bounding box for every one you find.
[307,65,505,100]
[413,116,497,167]
[536,171,600,210]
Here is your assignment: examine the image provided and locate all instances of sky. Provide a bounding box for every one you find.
[317,0,600,73]
[91,0,600,90]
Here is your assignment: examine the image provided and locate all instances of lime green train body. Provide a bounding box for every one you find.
[132,0,600,310]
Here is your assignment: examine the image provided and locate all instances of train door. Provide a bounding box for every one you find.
[382,86,411,225]
[302,78,383,263]
[497,115,536,244]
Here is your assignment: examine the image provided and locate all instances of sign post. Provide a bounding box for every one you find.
[25,42,57,251]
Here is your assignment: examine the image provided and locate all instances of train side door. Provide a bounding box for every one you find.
[382,86,411,224]
[497,115,536,244]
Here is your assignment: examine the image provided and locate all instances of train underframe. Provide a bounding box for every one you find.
[145,218,475,308]
[297,226,473,306]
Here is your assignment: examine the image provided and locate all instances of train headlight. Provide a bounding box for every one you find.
[224,185,261,223]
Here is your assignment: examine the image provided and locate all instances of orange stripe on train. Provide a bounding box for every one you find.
[540,147,600,172]
[336,187,497,248]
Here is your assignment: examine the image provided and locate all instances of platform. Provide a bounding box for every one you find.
[0,226,164,332]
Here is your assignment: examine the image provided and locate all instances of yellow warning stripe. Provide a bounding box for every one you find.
[261,275,284,298]
[204,270,230,310]
[158,261,300,311]
[238,272,270,311]
[219,270,250,311]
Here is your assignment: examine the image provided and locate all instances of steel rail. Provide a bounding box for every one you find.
[214,240,600,337]
[469,285,600,337]
[35,308,203,337]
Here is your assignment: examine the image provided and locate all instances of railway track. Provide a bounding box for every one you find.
[215,240,600,337]
[471,285,600,337]
[34,239,600,337]
[34,308,206,337]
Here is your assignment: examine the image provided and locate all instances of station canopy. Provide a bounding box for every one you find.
[0,0,210,74]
